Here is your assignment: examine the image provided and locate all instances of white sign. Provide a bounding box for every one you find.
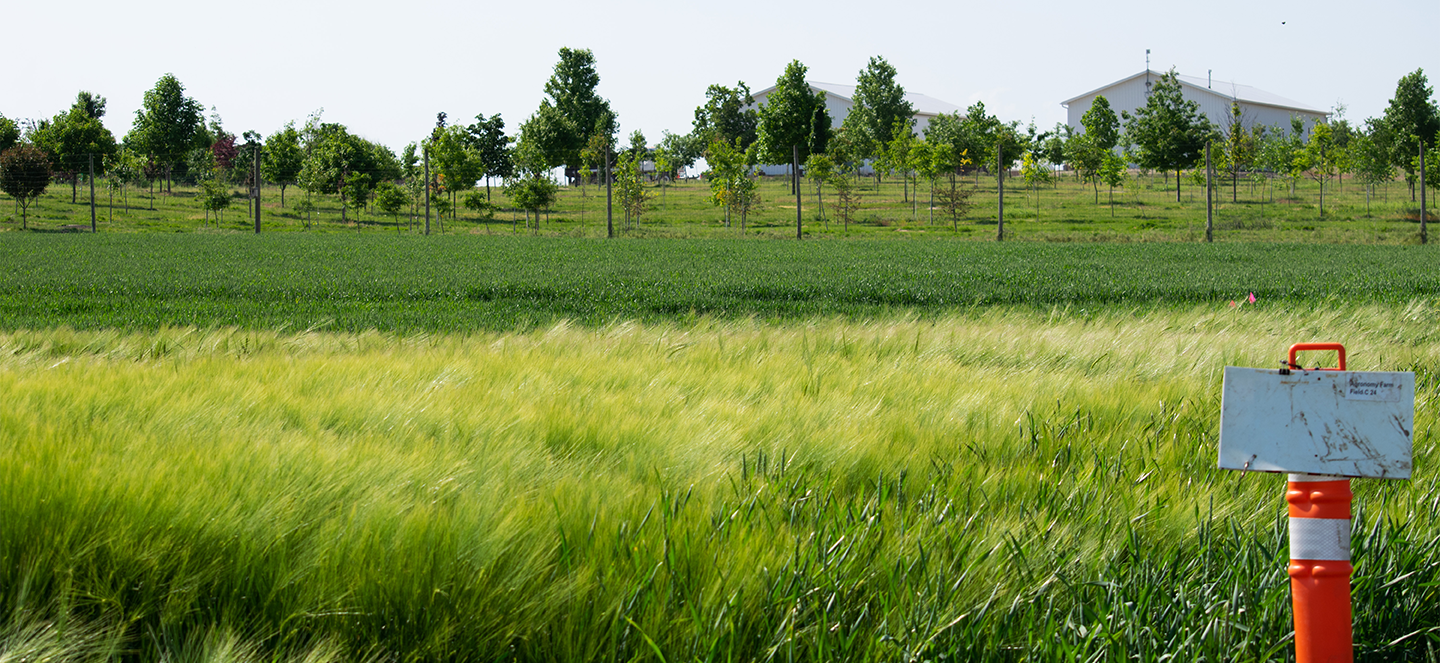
[1218,367,1414,479]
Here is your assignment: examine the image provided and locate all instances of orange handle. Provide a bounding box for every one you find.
[1288,343,1346,371]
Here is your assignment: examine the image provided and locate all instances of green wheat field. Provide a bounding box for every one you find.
[1,236,1438,661]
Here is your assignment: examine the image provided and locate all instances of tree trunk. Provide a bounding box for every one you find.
[1175,169,1181,202]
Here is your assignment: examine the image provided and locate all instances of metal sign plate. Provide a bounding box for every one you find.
[1218,367,1414,479]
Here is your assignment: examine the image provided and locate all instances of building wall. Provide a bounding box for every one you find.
[1066,76,1326,139]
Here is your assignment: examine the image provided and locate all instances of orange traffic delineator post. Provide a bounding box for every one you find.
[1220,342,1416,663]
[1286,343,1351,663]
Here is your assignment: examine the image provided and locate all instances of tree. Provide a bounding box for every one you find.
[1349,124,1393,217]
[72,91,106,120]
[504,174,559,231]
[1380,69,1440,201]
[1295,122,1340,218]
[0,145,50,229]
[520,48,616,182]
[842,56,915,160]
[1080,96,1120,152]
[372,181,407,231]
[199,168,232,225]
[756,60,826,178]
[705,137,757,230]
[128,74,204,193]
[263,122,304,207]
[105,146,144,213]
[1098,150,1128,217]
[1020,150,1052,219]
[692,83,758,149]
[614,151,651,229]
[1215,102,1254,202]
[467,113,512,199]
[29,107,117,203]
[805,153,835,224]
[930,142,973,229]
[0,114,20,153]
[1124,69,1215,201]
[1065,132,1104,202]
[431,124,482,222]
[658,131,701,176]
[298,121,383,224]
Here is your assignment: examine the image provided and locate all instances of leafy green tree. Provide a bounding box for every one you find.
[692,83,758,149]
[504,174,559,231]
[930,142,972,229]
[828,166,862,231]
[842,56,915,160]
[298,121,382,224]
[756,60,826,176]
[128,74,205,193]
[883,118,916,207]
[1214,102,1255,202]
[0,114,21,153]
[1380,69,1440,201]
[614,150,651,229]
[1080,96,1120,152]
[0,145,51,229]
[105,146,145,213]
[1099,150,1128,216]
[1065,132,1104,202]
[658,131,701,176]
[373,181,407,231]
[29,106,117,202]
[199,168,232,225]
[705,137,757,229]
[467,113,512,199]
[805,152,835,224]
[1020,150,1052,219]
[1123,69,1215,201]
[520,48,617,182]
[1295,122,1341,218]
[263,122,304,207]
[1348,124,1393,216]
[463,189,494,221]
[431,124,482,222]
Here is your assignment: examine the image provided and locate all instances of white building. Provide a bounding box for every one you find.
[746,81,964,174]
[749,80,964,138]
[1061,70,1328,137]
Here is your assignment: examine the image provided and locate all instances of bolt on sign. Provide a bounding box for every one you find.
[1218,343,1415,663]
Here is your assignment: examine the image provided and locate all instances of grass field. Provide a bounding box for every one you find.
[0,235,1438,331]
[2,306,1437,661]
[2,169,1433,243]
[2,222,1439,659]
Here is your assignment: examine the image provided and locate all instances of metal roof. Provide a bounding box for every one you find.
[750,80,965,116]
[1060,70,1327,114]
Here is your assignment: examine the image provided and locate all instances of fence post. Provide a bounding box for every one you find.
[1420,141,1427,245]
[794,144,802,240]
[424,144,431,235]
[1205,142,1213,243]
[253,145,261,234]
[89,153,96,233]
[606,143,614,239]
[997,144,1004,242]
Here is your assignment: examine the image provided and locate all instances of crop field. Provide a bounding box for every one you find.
[2,234,1439,661]
[1,170,1432,243]
[1,234,1439,331]
[2,306,1438,662]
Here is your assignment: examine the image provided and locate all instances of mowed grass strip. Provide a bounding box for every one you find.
[1,305,1437,661]
[1,234,1438,331]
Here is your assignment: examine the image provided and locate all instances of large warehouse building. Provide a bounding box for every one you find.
[1061,70,1329,136]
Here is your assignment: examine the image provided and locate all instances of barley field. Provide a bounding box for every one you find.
[3,303,1437,661]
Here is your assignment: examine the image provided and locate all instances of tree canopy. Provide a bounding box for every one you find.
[756,60,828,168]
[0,145,51,229]
[518,48,616,177]
[1080,96,1119,151]
[127,74,205,188]
[842,56,914,158]
[693,83,759,150]
[1380,68,1440,191]
[1124,69,1215,200]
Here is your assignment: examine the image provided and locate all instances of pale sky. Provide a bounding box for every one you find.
[3,0,1436,153]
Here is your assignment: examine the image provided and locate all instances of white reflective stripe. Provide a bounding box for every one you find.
[1289,517,1351,561]
[1288,473,1347,482]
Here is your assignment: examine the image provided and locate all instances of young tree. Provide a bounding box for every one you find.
[0,145,51,229]
[842,56,915,160]
[522,48,617,183]
[199,168,232,225]
[756,60,826,183]
[0,113,20,153]
[29,106,117,203]
[829,165,863,231]
[128,74,204,194]
[1348,125,1393,217]
[467,113,512,199]
[1080,96,1120,152]
[374,181,408,230]
[1020,150,1052,219]
[705,137,758,229]
[692,82,758,149]
[614,150,651,229]
[504,174,559,231]
[263,122,304,207]
[1065,132,1104,202]
[1380,69,1440,201]
[1098,150,1128,217]
[1217,102,1254,202]
[1295,122,1340,218]
[884,119,916,205]
[805,152,835,224]
[1124,69,1215,201]
[931,143,973,229]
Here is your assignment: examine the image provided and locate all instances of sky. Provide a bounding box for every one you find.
[2,0,1436,154]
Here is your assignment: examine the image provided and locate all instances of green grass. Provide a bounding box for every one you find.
[1,307,1437,661]
[0,234,1438,331]
[2,171,1433,243]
